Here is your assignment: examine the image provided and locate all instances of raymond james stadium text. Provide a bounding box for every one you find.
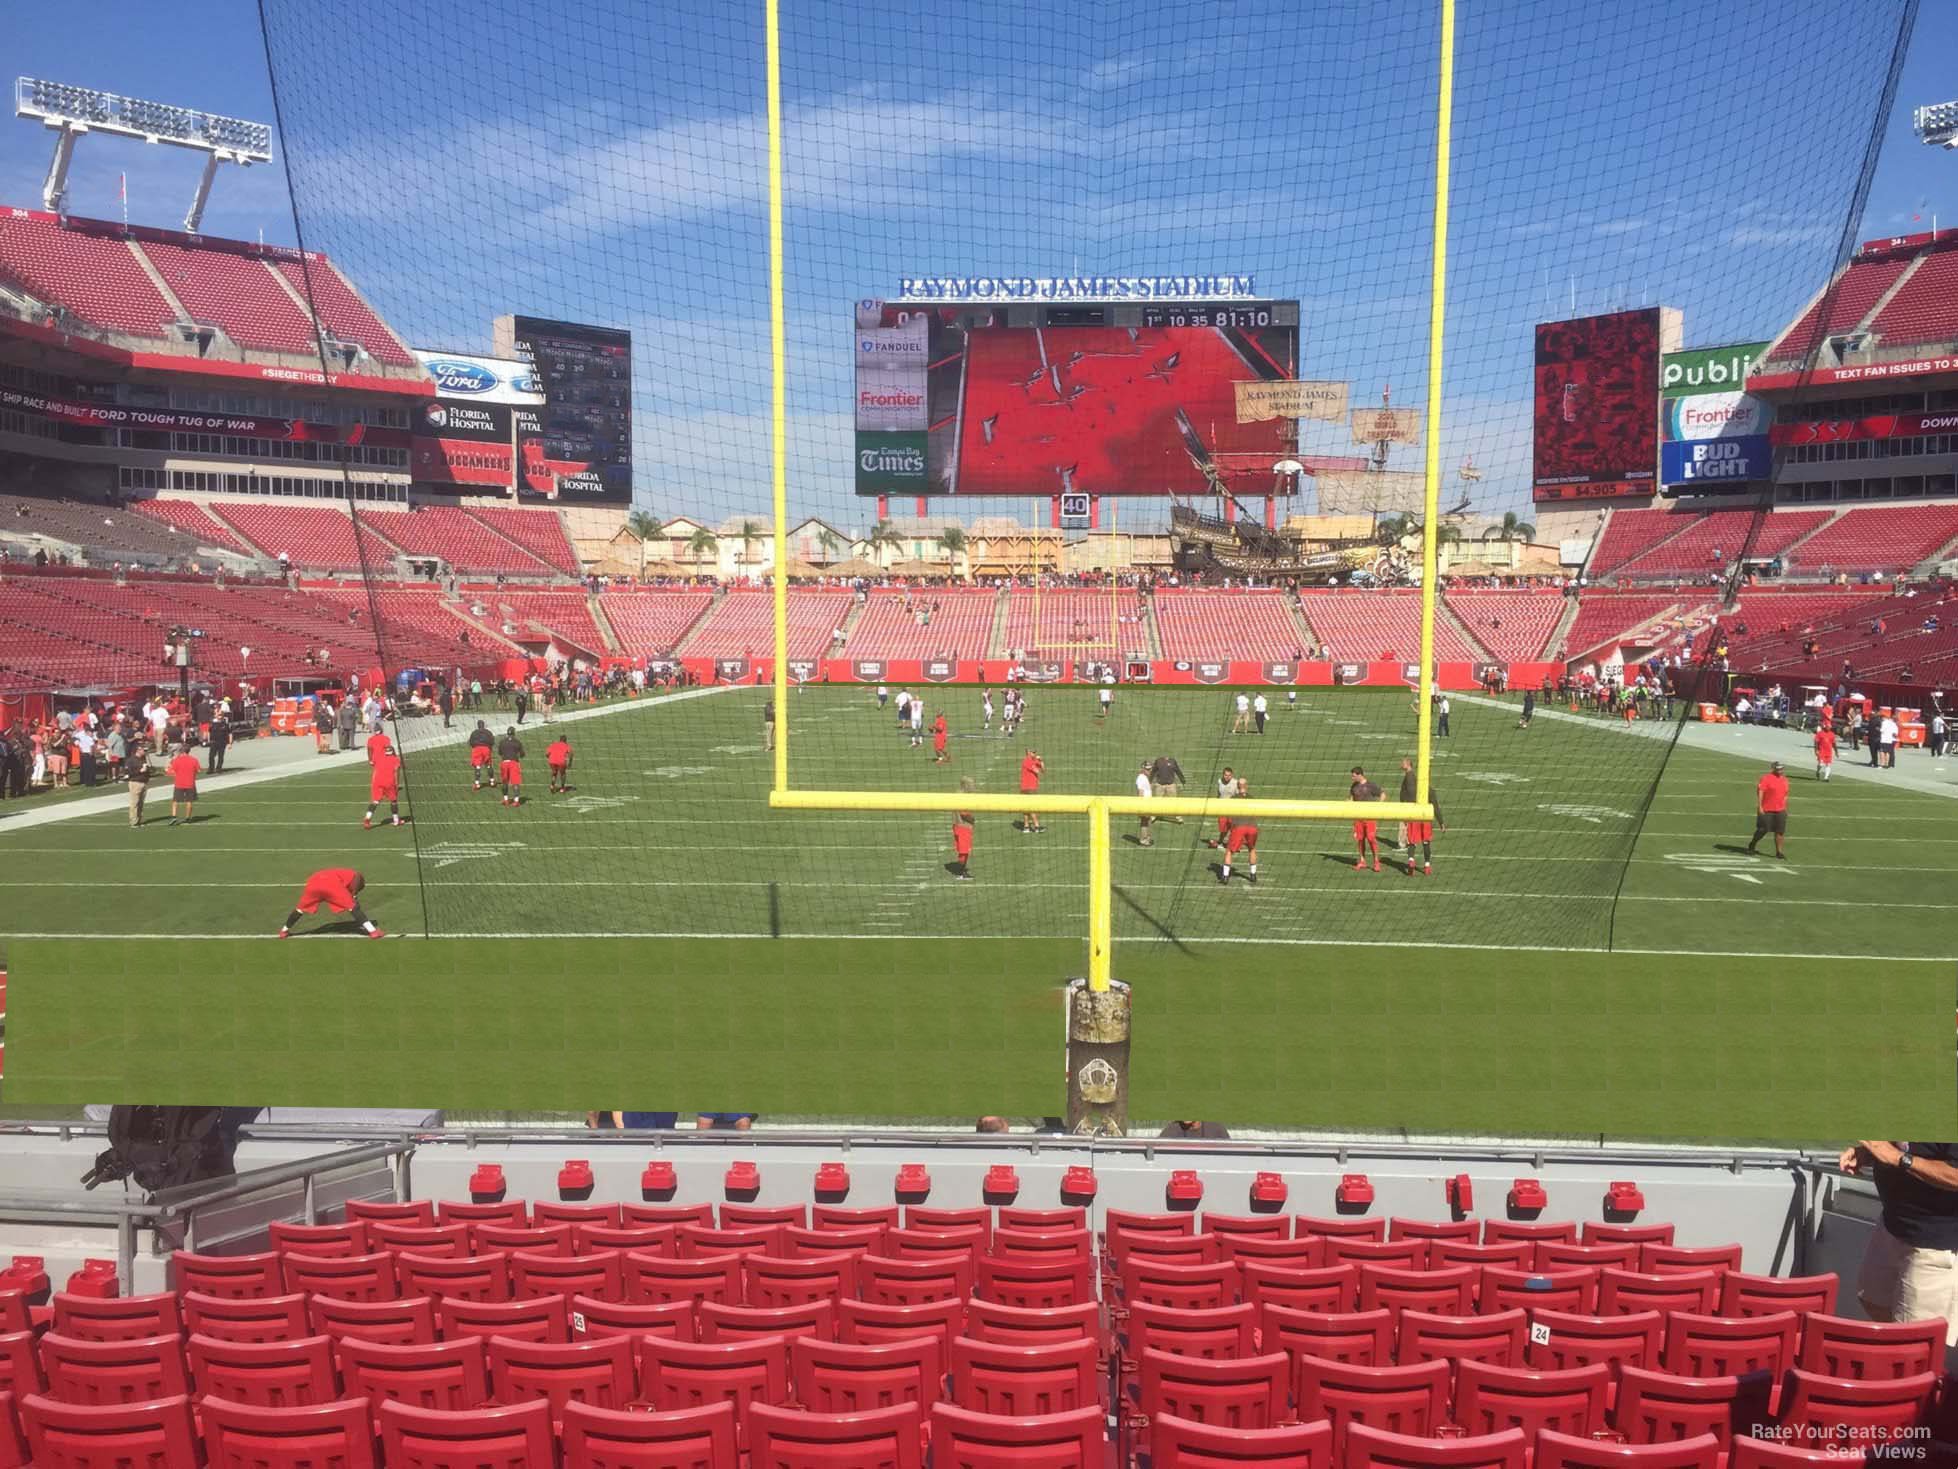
[897,275,1256,301]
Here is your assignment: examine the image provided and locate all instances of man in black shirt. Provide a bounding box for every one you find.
[1149,754,1186,823]
[1842,1140,1958,1344]
[468,720,495,791]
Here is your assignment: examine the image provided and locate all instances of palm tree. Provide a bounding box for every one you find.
[625,509,661,579]
[937,525,967,578]
[737,519,763,573]
[687,526,719,579]
[1376,513,1418,546]
[1485,510,1537,544]
[816,527,841,564]
[868,518,901,567]
[1435,523,1462,547]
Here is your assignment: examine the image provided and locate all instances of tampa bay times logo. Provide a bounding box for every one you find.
[859,443,925,475]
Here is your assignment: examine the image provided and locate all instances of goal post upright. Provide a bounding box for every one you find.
[767,0,791,798]
[1414,0,1454,808]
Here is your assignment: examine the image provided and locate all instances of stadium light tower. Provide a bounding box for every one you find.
[14,77,273,231]
[1916,100,1958,149]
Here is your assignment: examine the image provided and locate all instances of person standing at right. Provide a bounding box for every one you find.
[125,739,153,829]
[1744,760,1789,859]
[1879,710,1899,769]
[1840,1141,1958,1348]
[1814,720,1836,782]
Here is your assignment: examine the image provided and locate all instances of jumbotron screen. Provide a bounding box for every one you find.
[854,300,1299,497]
[504,315,633,503]
[1531,307,1661,503]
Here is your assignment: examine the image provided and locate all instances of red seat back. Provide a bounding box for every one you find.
[183,1290,310,1344]
[1718,1272,1837,1319]
[1778,1367,1938,1446]
[474,1222,575,1258]
[1479,1266,1600,1315]
[1662,1311,1799,1380]
[948,1333,1099,1417]
[575,1223,679,1256]
[1292,1354,1451,1455]
[976,1253,1093,1308]
[1295,1216,1386,1242]
[1344,1423,1528,1469]
[268,1221,370,1257]
[20,1393,200,1466]
[811,1206,900,1231]
[0,1334,38,1401]
[1390,1218,1480,1247]
[1584,1224,1675,1247]
[791,1333,943,1413]
[785,1225,885,1258]
[1534,1429,1719,1469]
[437,1293,570,1344]
[1151,1411,1334,1468]
[985,1228,1092,1268]
[1119,1259,1239,1312]
[1107,1210,1194,1240]
[1259,1304,1395,1366]
[905,1207,991,1240]
[1525,1310,1664,1374]
[1126,1301,1259,1365]
[1240,1263,1358,1314]
[186,1331,339,1408]
[395,1250,512,1303]
[346,1200,436,1226]
[335,1334,489,1410]
[859,1252,975,1307]
[1218,1235,1327,1271]
[1396,1308,1528,1370]
[1596,1269,1720,1317]
[638,1333,792,1449]
[308,1293,438,1346]
[1482,1222,1577,1248]
[532,1201,623,1228]
[931,1401,1106,1468]
[1612,1364,1770,1449]
[1431,1241,1534,1274]
[371,1224,473,1258]
[199,1395,379,1469]
[1112,1233,1220,1269]
[1358,1264,1475,1318]
[998,1208,1087,1231]
[510,1248,624,1303]
[1454,1359,1611,1440]
[679,1223,788,1259]
[622,1249,742,1314]
[743,1251,859,1308]
[559,1399,738,1469]
[625,1203,714,1228]
[39,1331,189,1405]
[1203,1213,1290,1240]
[172,1249,282,1298]
[280,1250,398,1302]
[1138,1348,1289,1433]
[747,1400,923,1469]
[721,1204,809,1230]
[962,1298,1099,1348]
[487,1333,638,1415]
[1538,1242,1640,1273]
[436,1200,530,1229]
[1796,1313,1945,1379]
[50,1291,181,1342]
[375,1398,554,1465]
[570,1294,695,1345]
[1640,1244,1743,1277]
[1325,1238,1423,1271]
[699,1299,835,1342]
[836,1297,964,1358]
[890,1227,986,1265]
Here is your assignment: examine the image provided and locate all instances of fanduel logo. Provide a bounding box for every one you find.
[424,359,499,394]
[859,445,926,474]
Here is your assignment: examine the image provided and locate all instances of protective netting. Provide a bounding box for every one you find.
[254,0,1913,949]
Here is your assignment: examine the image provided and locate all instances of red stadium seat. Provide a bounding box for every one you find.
[1611,1365,1770,1451]
[1109,1211,1197,1240]
[1219,1236,1328,1271]
[40,1331,189,1405]
[1344,1423,1528,1469]
[1241,1262,1359,1314]
[1639,1245,1742,1277]
[977,1254,1094,1308]
[511,1248,624,1303]
[699,1300,836,1343]
[436,1200,530,1230]
[1433,1242,1535,1274]
[1539,1243,1641,1274]
[906,1207,990,1240]
[1777,1368,1937,1447]
[1390,1218,1480,1248]
[0,1334,39,1401]
[308,1294,438,1346]
[1596,1270,1720,1317]
[892,1226,989,1264]
[1113,1233,1221,1269]
[1661,1311,1799,1382]
[183,1290,310,1344]
[1000,1208,1088,1232]
[437,1293,570,1344]
[476,1222,575,1258]
[1796,1315,1945,1380]
[744,1251,859,1307]
[280,1250,398,1302]
[626,1203,715,1227]
[50,1291,181,1342]
[376,1398,555,1466]
[1718,1273,1837,1319]
[533,1202,623,1228]
[198,1395,379,1469]
[335,1334,489,1410]
[371,1223,473,1258]
[748,1400,923,1469]
[1326,1239,1423,1271]
[269,1221,370,1257]
[949,1334,1099,1417]
[395,1250,512,1303]
[988,1226,1094,1264]
[860,1252,975,1307]
[1533,1430,1719,1469]
[1259,1304,1395,1366]
[1454,1359,1612,1440]
[792,1333,942,1414]
[931,1401,1107,1468]
[681,1224,789,1259]
[1584,1225,1675,1247]
[1396,1308,1528,1371]
[1205,1214,1290,1240]
[1728,1441,1874,1469]
[624,1250,742,1312]
[963,1299,1099,1349]
[1291,1355,1451,1456]
[487,1332,638,1415]
[1152,1411,1333,1468]
[1135,1347,1289,1438]
[173,1249,283,1298]
[786,1225,886,1258]
[1478,1267,1601,1316]
[570,1294,695,1344]
[1359,1265,1476,1319]
[575,1222,678,1256]
[1124,1302,1258,1366]
[19,1393,201,1467]
[346,1200,437,1226]
[813,1206,900,1230]
[1483,1222,1578,1248]
[186,1331,339,1407]
[1525,1311,1665,1374]
[1119,1260,1239,1312]
[559,1399,739,1469]
[638,1333,792,1450]
[836,1296,965,1356]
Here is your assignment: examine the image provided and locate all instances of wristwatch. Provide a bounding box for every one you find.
[1900,1146,1916,1171]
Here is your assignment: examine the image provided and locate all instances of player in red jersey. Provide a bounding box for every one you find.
[497,728,525,808]
[364,741,405,829]
[1207,767,1237,847]
[1813,722,1836,783]
[167,745,201,825]
[365,728,391,765]
[1404,786,1445,876]
[1019,749,1045,834]
[1349,765,1383,871]
[1219,806,1259,885]
[932,713,950,765]
[466,720,494,790]
[546,735,573,794]
[279,867,384,939]
[1745,759,1790,858]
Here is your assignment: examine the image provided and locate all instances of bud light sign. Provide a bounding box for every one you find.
[1661,435,1771,486]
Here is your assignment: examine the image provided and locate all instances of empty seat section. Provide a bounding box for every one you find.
[1585,509,1701,579]
[1442,592,1563,660]
[213,502,385,570]
[1787,503,1958,576]
[127,498,254,553]
[272,257,418,365]
[681,588,853,658]
[1866,244,1958,346]
[598,589,716,655]
[358,508,557,575]
[464,505,583,575]
[1001,588,1149,656]
[0,213,176,335]
[841,588,998,659]
[141,241,318,352]
[1153,590,1306,660]
[1296,591,1482,661]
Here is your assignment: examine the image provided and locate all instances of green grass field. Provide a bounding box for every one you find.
[3,682,1952,1135]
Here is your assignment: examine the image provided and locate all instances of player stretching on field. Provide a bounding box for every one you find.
[468,720,494,790]
[279,867,384,939]
[1207,767,1236,848]
[1219,802,1259,885]
[497,727,526,807]
[982,688,994,731]
[951,777,976,881]
[1019,748,1045,834]
[932,712,950,764]
[547,734,573,793]
[364,741,405,829]
[1349,765,1384,871]
[1394,764,1444,875]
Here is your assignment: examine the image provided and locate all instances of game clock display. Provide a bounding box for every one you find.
[1140,303,1288,329]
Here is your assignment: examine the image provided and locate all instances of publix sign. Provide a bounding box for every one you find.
[1661,341,1768,398]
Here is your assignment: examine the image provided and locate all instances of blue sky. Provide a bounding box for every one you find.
[2,0,1950,528]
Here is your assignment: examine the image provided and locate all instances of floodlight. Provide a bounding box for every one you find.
[1916,100,1958,150]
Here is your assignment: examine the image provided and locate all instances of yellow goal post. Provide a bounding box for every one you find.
[766,0,1452,992]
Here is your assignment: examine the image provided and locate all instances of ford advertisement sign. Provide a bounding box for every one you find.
[1661,435,1772,485]
[412,349,546,406]
[424,359,498,394]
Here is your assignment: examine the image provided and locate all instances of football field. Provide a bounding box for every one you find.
[3,683,1951,1136]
